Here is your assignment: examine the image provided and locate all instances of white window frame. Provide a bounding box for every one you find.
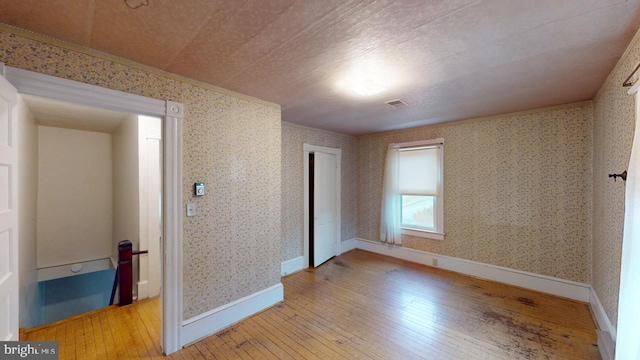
[394,138,444,241]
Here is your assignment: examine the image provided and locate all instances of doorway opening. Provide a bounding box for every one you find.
[309,153,315,266]
[5,64,184,354]
[17,94,163,325]
[303,144,342,269]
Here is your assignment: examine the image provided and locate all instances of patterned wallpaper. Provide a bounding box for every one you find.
[357,104,594,283]
[0,30,282,320]
[592,31,640,328]
[281,122,357,262]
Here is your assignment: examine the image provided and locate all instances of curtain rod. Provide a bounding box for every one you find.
[623,63,640,87]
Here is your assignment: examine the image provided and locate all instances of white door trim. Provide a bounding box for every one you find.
[303,143,341,269]
[5,67,184,355]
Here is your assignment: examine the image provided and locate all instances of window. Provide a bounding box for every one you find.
[398,142,443,239]
[401,195,435,229]
[380,139,444,243]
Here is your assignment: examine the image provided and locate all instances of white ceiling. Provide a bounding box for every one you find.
[22,95,131,134]
[2,0,640,135]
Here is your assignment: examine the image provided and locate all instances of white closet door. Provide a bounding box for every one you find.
[313,152,337,267]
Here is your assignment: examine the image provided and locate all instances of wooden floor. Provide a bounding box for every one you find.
[21,250,600,359]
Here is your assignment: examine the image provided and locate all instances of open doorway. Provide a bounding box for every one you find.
[17,94,163,325]
[5,65,183,354]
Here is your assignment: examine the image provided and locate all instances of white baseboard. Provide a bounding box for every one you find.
[590,286,616,341]
[36,258,113,282]
[137,280,149,300]
[597,330,615,360]
[340,238,358,254]
[181,283,284,346]
[281,256,304,276]
[354,238,591,302]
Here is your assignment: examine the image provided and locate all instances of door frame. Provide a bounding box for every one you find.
[303,143,341,269]
[5,66,184,355]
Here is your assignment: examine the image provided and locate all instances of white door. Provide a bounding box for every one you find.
[137,115,162,300]
[0,68,19,340]
[146,121,161,298]
[313,152,337,267]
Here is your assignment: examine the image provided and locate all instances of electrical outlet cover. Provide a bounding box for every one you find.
[186,203,196,217]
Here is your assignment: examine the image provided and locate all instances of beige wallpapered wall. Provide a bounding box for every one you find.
[281,122,357,262]
[0,31,282,320]
[357,104,594,283]
[592,31,640,328]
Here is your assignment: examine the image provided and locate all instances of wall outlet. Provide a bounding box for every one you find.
[432,258,438,267]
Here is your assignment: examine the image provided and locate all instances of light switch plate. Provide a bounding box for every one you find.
[186,203,197,217]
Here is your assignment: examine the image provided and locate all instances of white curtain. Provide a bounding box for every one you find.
[616,88,640,360]
[380,145,402,244]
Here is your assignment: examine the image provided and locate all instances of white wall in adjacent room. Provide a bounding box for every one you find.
[37,126,113,268]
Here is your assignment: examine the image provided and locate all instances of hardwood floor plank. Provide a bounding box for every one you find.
[285,271,481,357]
[178,345,196,360]
[62,320,75,359]
[34,328,48,341]
[282,291,424,359]
[73,319,88,360]
[265,311,343,359]
[98,310,123,360]
[237,318,297,360]
[89,313,107,359]
[192,340,219,359]
[185,344,206,359]
[300,252,598,359]
[130,301,163,358]
[106,304,139,359]
[19,250,599,359]
[82,316,98,360]
[224,325,277,360]
[139,298,164,356]
[244,316,310,359]
[231,323,283,359]
[124,305,150,358]
[261,306,344,359]
[251,311,320,359]
[221,325,275,359]
[167,346,187,360]
[343,251,595,332]
[285,274,472,359]
[199,335,233,360]
[209,330,249,359]
[272,301,375,359]
[43,326,60,342]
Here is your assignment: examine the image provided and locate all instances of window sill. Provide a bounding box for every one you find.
[401,228,445,241]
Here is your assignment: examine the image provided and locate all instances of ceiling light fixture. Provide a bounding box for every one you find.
[352,79,388,96]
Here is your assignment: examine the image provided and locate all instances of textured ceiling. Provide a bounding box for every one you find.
[1,0,640,135]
